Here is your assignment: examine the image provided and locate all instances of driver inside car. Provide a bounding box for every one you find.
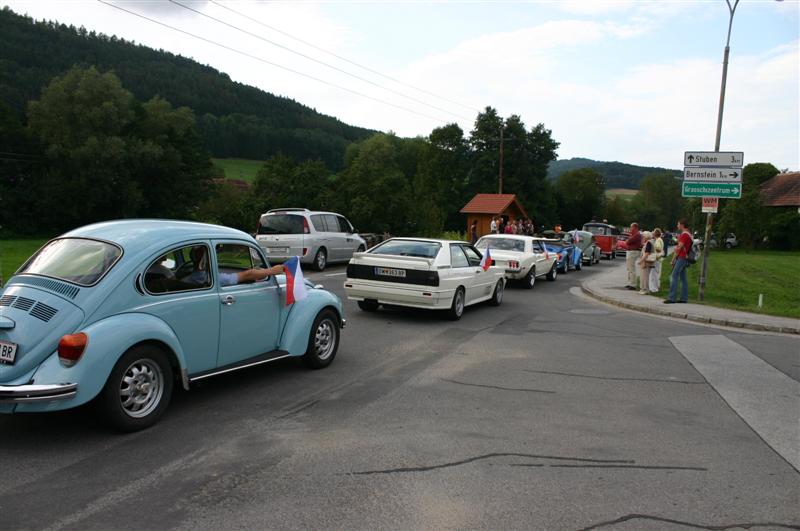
[188,245,285,287]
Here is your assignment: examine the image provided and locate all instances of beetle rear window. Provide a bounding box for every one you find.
[18,238,122,286]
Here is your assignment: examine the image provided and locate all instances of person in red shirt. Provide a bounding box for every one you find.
[624,222,642,289]
[665,219,693,303]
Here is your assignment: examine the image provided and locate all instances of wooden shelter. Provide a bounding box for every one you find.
[760,172,800,210]
[460,193,529,238]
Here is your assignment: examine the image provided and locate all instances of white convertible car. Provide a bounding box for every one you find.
[475,234,559,289]
[344,238,506,320]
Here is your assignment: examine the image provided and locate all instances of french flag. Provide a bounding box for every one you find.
[284,256,308,306]
[479,247,492,271]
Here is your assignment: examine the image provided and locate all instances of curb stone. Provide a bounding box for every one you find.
[581,282,800,336]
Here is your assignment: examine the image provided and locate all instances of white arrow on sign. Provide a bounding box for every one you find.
[683,167,742,182]
[684,151,743,168]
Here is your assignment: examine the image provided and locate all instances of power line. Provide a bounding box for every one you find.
[96,0,449,123]
[170,0,472,121]
[209,0,479,114]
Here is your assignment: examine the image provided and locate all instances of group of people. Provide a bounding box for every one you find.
[469,217,538,243]
[623,219,694,303]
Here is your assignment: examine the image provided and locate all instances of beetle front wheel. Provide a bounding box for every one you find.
[303,309,340,369]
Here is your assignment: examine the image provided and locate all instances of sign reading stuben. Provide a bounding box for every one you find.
[684,151,743,167]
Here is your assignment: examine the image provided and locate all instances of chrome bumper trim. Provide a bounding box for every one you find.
[0,383,78,403]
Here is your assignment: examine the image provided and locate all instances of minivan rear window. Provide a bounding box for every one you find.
[258,214,304,235]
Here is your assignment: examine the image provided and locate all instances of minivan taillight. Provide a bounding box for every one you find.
[303,217,310,234]
[58,333,88,367]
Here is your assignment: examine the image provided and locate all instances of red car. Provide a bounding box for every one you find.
[582,223,621,260]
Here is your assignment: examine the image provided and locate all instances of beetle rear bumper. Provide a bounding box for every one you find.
[0,383,78,403]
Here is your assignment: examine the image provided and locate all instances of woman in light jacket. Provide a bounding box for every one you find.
[649,228,665,293]
[637,231,653,294]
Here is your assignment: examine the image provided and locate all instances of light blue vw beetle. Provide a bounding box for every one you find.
[0,220,344,431]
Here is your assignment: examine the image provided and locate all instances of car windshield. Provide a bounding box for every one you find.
[369,240,440,258]
[585,226,608,235]
[476,238,525,252]
[258,214,304,235]
[18,238,122,286]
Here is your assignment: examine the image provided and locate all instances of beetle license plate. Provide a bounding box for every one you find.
[0,340,17,364]
[374,267,406,278]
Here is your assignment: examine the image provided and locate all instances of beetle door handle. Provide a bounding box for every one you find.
[221,295,236,306]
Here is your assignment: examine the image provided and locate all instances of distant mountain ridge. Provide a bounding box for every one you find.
[548,157,681,189]
[0,7,375,169]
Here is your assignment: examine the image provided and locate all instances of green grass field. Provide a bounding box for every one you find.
[605,188,638,199]
[0,239,48,281]
[212,158,263,183]
[657,249,800,318]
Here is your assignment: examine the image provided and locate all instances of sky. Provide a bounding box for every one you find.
[3,0,799,170]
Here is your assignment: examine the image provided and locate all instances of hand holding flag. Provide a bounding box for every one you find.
[479,247,492,271]
[283,256,308,306]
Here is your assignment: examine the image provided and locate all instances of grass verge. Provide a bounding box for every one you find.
[658,249,800,319]
[0,239,48,282]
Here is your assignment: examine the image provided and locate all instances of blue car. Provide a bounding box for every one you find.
[541,239,583,273]
[0,220,345,431]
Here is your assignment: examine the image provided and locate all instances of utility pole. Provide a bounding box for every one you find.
[699,0,739,301]
[498,125,504,194]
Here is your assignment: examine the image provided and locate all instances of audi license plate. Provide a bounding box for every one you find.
[0,340,17,364]
[374,267,406,278]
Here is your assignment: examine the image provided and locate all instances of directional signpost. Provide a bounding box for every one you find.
[683,151,743,199]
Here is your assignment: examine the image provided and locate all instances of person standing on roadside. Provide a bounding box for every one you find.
[649,228,664,293]
[637,231,653,294]
[665,219,692,304]
[624,222,642,290]
[490,216,498,234]
[470,219,478,244]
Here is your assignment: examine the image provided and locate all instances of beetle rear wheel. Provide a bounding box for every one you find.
[97,345,173,432]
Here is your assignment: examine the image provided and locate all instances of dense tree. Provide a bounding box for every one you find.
[628,173,683,230]
[15,66,212,234]
[554,168,605,230]
[716,163,780,248]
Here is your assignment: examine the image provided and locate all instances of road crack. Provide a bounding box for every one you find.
[579,513,800,530]
[349,452,634,475]
[523,369,706,384]
[440,378,555,394]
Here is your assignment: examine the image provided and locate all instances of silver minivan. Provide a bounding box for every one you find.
[256,209,367,271]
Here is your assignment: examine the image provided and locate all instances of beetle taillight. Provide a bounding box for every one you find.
[58,333,88,367]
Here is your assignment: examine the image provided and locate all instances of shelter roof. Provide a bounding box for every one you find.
[760,172,800,207]
[460,194,528,218]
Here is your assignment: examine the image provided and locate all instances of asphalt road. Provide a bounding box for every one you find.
[1,260,798,530]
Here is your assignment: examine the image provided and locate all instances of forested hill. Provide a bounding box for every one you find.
[0,7,374,169]
[547,157,681,189]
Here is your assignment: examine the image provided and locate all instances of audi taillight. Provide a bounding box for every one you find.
[58,333,88,367]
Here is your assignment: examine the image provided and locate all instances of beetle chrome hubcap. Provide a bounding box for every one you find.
[119,359,164,418]
[314,319,336,360]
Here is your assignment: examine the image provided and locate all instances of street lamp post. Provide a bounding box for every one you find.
[698,0,739,301]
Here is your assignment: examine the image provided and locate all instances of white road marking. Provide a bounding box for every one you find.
[670,334,800,472]
[324,272,346,277]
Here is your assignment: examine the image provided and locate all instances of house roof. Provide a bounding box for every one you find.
[460,194,528,217]
[760,172,800,207]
